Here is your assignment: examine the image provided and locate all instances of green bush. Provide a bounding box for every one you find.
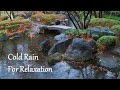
[104,15,120,21]
[65,29,87,36]
[91,34,99,41]
[110,25,120,35]
[90,18,120,28]
[96,36,116,49]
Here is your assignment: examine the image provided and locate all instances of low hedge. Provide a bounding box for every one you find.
[96,36,116,50]
[89,18,120,28]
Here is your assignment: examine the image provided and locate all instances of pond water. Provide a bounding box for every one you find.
[0,34,55,79]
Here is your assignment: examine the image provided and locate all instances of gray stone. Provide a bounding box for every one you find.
[39,39,51,52]
[64,38,97,61]
[38,25,48,34]
[47,52,62,66]
[99,56,120,69]
[90,27,115,39]
[51,62,83,79]
[54,33,67,42]
[113,47,120,56]
[48,39,72,55]
[47,25,73,33]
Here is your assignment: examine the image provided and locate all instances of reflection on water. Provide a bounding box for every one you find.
[0,34,55,79]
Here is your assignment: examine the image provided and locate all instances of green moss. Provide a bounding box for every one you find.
[92,34,99,41]
[96,36,116,49]
[90,18,120,28]
[65,29,87,36]
[110,25,120,35]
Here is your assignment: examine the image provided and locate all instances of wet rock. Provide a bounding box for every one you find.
[55,19,61,25]
[54,33,67,42]
[51,62,83,79]
[99,56,120,69]
[38,25,48,34]
[47,25,73,33]
[113,47,120,56]
[105,71,116,79]
[9,32,21,40]
[39,39,51,52]
[48,52,62,66]
[90,27,115,39]
[64,38,97,61]
[0,33,8,41]
[48,39,72,55]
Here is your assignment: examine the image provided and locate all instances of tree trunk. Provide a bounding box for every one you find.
[6,11,12,21]
[93,11,97,18]
[66,11,78,29]
[74,11,84,30]
[69,12,81,30]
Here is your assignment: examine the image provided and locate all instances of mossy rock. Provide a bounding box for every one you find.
[48,52,62,66]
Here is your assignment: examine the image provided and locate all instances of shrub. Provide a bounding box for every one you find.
[89,18,120,28]
[96,36,116,52]
[31,13,65,25]
[65,29,87,36]
[104,15,120,21]
[91,34,99,41]
[110,25,120,35]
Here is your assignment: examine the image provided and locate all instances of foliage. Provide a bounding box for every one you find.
[91,34,99,41]
[89,18,120,28]
[31,12,65,25]
[96,36,116,52]
[65,29,87,36]
[0,19,31,34]
[110,25,120,35]
[104,15,120,21]
[0,16,8,21]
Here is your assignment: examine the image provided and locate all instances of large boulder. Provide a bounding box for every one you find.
[90,27,115,40]
[51,62,84,79]
[98,55,120,69]
[64,38,97,61]
[39,39,51,52]
[48,39,72,55]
